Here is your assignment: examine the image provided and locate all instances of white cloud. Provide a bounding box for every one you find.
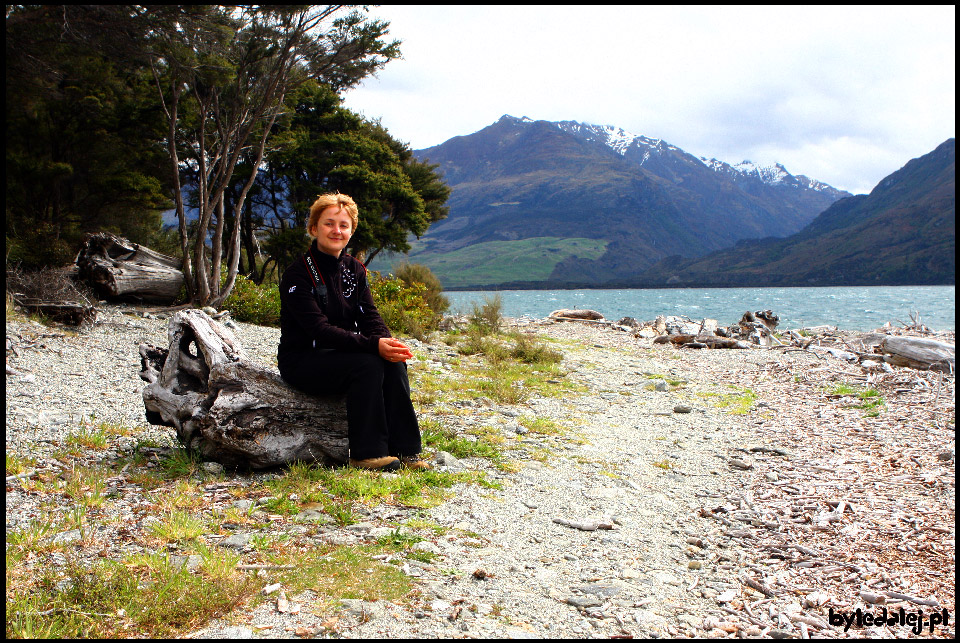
[343,5,955,194]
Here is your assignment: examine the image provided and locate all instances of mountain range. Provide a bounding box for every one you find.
[400,115,852,288]
[636,138,955,287]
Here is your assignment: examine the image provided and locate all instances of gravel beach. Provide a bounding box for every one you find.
[6,305,955,638]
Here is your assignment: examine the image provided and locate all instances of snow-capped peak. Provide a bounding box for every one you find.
[697,157,797,187]
[554,120,679,158]
[499,114,536,125]
[731,160,790,185]
[503,116,840,194]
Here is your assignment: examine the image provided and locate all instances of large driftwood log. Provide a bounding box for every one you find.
[549,309,605,321]
[139,310,348,468]
[76,232,184,302]
[879,336,955,373]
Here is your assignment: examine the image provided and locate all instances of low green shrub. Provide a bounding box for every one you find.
[369,272,438,340]
[393,263,449,317]
[221,273,280,326]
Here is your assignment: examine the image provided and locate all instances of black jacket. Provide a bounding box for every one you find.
[277,242,391,359]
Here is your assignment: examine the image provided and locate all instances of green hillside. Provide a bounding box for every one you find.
[400,237,608,288]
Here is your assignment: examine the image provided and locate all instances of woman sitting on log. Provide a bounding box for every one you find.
[278,193,429,471]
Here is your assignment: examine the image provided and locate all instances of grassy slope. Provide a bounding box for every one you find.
[404,237,609,288]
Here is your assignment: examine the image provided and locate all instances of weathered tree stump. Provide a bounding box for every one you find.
[139,310,348,468]
[736,310,782,347]
[76,232,184,303]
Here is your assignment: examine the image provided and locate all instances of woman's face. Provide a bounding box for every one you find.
[311,205,353,257]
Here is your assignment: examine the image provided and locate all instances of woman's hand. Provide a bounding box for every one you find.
[378,337,413,363]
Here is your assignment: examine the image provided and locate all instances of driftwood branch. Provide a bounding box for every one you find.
[879,336,955,373]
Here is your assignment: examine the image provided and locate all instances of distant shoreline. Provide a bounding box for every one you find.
[443,280,957,292]
[441,285,956,332]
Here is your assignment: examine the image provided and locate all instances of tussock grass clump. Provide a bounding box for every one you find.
[6,550,258,639]
[509,333,563,365]
[468,294,503,335]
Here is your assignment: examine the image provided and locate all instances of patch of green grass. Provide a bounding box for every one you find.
[274,544,414,608]
[6,452,36,476]
[422,422,499,460]
[6,519,59,556]
[261,459,480,519]
[703,386,757,415]
[831,383,859,396]
[158,448,204,480]
[64,424,108,451]
[508,332,563,365]
[62,465,107,509]
[6,548,258,638]
[259,495,301,517]
[403,517,449,536]
[153,480,205,513]
[149,511,206,544]
[830,383,886,417]
[651,459,674,471]
[518,417,562,435]
[375,528,424,551]
[854,388,885,417]
[642,373,687,389]
[408,368,444,407]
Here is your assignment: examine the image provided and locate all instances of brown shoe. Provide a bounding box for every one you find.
[348,456,401,471]
[399,455,432,471]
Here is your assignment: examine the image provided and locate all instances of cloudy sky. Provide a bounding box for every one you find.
[341,5,955,195]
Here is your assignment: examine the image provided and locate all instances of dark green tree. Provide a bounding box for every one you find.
[141,5,401,306]
[5,5,173,268]
[264,81,450,269]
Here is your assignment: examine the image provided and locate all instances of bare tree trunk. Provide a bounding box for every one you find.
[153,75,194,301]
[139,310,348,468]
[212,112,277,309]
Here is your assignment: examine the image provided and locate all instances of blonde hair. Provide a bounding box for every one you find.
[307,193,359,236]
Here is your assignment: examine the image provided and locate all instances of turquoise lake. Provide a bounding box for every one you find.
[443,285,956,332]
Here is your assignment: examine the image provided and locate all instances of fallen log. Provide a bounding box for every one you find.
[76,232,184,303]
[668,334,751,349]
[7,265,98,325]
[139,310,348,469]
[11,298,96,326]
[879,336,955,373]
[549,309,604,321]
[701,336,752,349]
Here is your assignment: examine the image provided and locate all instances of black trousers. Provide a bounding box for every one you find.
[279,349,421,460]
